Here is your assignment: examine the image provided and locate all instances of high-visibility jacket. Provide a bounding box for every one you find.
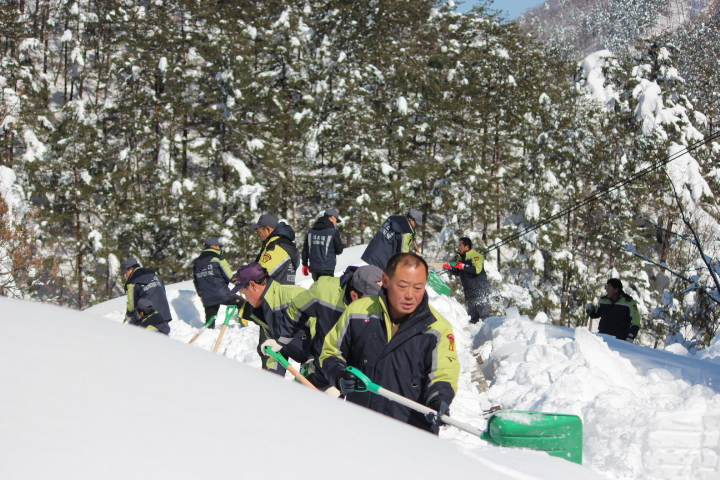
[192,248,235,307]
[256,223,300,285]
[447,249,490,301]
[247,279,310,366]
[321,290,459,433]
[129,310,170,335]
[589,292,641,340]
[286,269,358,385]
[360,215,415,272]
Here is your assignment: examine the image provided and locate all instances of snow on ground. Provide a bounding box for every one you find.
[80,246,720,479]
[3,296,594,480]
[476,309,720,479]
[1,303,598,477]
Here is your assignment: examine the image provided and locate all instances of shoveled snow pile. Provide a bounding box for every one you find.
[0,296,599,480]
[475,309,720,480]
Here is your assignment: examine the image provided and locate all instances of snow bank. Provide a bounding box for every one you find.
[1,296,606,479]
[476,308,720,479]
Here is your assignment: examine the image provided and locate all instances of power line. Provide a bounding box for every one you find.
[482,129,720,255]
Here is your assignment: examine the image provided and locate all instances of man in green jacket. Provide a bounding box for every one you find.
[321,253,460,434]
[231,263,309,375]
[286,265,384,389]
[586,278,641,342]
[443,237,491,324]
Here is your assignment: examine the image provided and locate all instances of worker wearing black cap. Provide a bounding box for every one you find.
[361,209,423,272]
[301,207,345,281]
[192,238,243,328]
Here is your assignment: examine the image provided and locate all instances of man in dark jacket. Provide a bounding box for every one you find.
[443,237,490,324]
[587,278,641,342]
[121,258,172,329]
[287,265,383,390]
[301,208,344,281]
[248,213,300,285]
[192,238,243,328]
[231,263,309,376]
[321,253,459,434]
[129,298,170,335]
[361,209,422,272]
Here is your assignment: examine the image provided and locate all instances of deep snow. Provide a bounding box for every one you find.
[7,245,720,478]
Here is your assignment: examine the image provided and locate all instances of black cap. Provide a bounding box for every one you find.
[136,298,153,310]
[121,258,140,274]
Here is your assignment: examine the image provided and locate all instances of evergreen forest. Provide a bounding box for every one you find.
[1,0,719,350]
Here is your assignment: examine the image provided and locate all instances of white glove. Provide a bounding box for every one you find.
[585,303,594,312]
[260,339,283,355]
[324,386,341,398]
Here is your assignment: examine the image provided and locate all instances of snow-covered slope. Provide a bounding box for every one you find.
[1,296,601,479]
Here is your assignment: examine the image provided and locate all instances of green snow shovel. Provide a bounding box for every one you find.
[346,366,582,464]
[427,271,452,296]
[263,345,319,391]
[212,305,238,353]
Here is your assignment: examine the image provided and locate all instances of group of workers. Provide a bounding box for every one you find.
[119,207,641,434]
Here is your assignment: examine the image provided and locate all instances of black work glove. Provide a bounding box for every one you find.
[336,370,359,395]
[425,399,449,427]
[627,325,640,343]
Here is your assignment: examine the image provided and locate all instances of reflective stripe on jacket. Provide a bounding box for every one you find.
[589,292,641,340]
[320,290,459,433]
[125,268,172,323]
[360,215,415,272]
[192,248,234,307]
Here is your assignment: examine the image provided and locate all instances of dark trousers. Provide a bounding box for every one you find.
[467,299,490,324]
[204,295,245,328]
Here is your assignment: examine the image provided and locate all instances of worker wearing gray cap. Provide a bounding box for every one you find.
[287,265,384,390]
[248,214,300,285]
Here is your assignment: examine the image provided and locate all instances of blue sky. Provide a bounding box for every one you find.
[455,0,547,19]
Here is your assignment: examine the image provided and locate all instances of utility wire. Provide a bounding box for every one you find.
[482,129,720,255]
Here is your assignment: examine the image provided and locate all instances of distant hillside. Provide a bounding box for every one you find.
[517,0,720,130]
[518,0,712,59]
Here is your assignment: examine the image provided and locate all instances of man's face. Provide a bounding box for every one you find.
[256,226,273,241]
[329,216,338,227]
[605,283,620,300]
[382,264,427,320]
[459,241,470,254]
[242,281,265,308]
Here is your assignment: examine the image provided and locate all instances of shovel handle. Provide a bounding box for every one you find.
[263,346,319,391]
[346,366,482,437]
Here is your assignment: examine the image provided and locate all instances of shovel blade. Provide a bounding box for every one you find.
[481,411,582,464]
[427,271,452,296]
